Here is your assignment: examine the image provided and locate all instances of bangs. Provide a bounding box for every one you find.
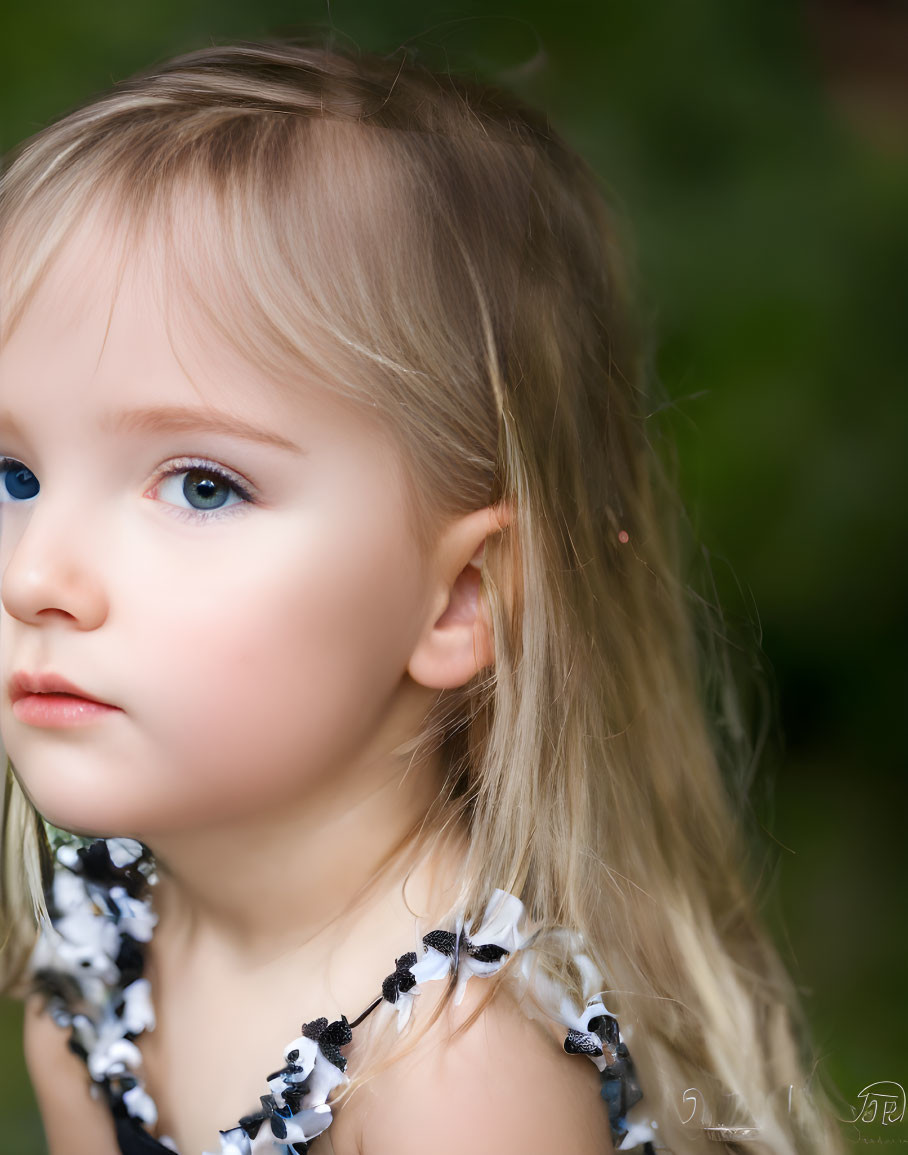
[2,116,410,407]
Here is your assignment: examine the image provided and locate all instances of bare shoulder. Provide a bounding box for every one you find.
[336,983,614,1155]
[23,994,120,1155]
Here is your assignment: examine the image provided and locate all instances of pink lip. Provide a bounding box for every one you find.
[8,671,122,727]
[11,695,121,727]
[9,670,115,706]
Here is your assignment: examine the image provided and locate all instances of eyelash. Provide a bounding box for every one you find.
[149,457,257,523]
[0,455,258,524]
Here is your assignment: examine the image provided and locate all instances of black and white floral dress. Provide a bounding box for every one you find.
[28,834,661,1155]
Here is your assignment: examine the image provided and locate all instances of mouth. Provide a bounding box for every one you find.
[9,671,118,709]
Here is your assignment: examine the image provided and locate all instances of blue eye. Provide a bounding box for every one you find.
[163,468,239,511]
[154,460,253,519]
[0,458,39,502]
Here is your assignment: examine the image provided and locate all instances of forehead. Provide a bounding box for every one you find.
[0,211,373,436]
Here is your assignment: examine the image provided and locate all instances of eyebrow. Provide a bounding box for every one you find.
[104,406,305,454]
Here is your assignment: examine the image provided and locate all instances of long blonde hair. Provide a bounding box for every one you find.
[0,41,844,1153]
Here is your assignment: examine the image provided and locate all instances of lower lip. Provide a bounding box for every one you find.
[11,694,122,727]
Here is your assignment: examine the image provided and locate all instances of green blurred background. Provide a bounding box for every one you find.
[1,1,905,1151]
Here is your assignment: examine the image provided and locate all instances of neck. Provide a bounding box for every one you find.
[142,745,456,972]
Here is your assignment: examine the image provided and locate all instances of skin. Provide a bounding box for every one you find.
[1,217,611,1155]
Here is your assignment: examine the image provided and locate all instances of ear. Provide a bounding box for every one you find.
[406,503,511,691]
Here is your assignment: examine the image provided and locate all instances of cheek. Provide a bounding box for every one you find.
[125,522,426,796]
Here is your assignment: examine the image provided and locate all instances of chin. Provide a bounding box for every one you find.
[7,743,144,831]
[11,774,137,842]
[29,799,122,842]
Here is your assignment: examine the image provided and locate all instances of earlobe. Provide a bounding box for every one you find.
[406,503,510,691]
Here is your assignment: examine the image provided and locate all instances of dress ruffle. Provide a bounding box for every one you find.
[29,835,660,1154]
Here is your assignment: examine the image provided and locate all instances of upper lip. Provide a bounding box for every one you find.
[9,671,118,708]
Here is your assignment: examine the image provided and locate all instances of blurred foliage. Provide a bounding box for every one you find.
[1,1,905,1151]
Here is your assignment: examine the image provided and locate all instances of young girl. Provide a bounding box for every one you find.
[0,41,844,1155]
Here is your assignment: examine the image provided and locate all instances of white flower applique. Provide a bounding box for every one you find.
[376,888,532,1030]
[452,889,533,1006]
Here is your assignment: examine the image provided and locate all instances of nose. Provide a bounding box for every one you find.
[0,498,109,631]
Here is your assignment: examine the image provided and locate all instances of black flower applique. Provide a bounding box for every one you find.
[380,953,419,1006]
[564,1011,621,1058]
[564,1026,606,1057]
[236,1090,331,1151]
[464,940,510,965]
[301,1016,353,1071]
[421,929,457,957]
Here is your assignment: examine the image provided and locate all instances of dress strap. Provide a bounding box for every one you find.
[29,835,660,1154]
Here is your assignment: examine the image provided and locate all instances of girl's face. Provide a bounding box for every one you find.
[0,220,440,837]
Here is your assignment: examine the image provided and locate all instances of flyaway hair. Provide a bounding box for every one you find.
[0,42,845,1153]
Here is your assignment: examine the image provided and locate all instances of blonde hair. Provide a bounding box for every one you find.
[0,41,844,1153]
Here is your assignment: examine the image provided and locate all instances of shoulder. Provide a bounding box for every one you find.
[334,981,614,1155]
[24,995,121,1155]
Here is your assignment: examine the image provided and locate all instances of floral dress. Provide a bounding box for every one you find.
[28,834,661,1155]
